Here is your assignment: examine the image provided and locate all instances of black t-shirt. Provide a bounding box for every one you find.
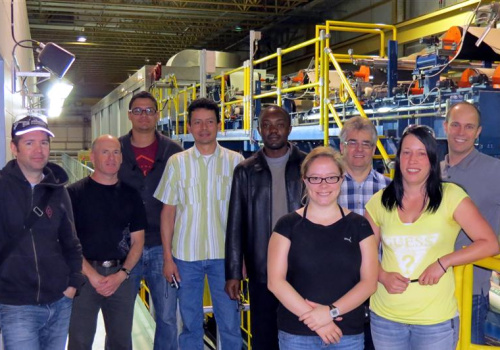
[68,177,147,261]
[273,209,373,336]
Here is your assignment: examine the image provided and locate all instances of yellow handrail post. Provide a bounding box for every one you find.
[326,48,391,168]
[319,30,325,128]
[183,90,188,135]
[277,48,282,107]
[221,74,226,132]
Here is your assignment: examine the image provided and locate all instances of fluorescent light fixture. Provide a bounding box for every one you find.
[77,36,87,43]
[48,80,73,99]
[37,42,76,78]
[48,98,64,117]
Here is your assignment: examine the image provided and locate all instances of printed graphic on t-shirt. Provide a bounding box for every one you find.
[384,232,439,276]
[118,226,131,256]
[136,154,154,176]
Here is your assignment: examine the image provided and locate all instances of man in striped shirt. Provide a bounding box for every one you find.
[154,98,244,350]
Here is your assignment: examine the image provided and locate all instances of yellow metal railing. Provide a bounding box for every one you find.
[156,20,396,167]
[455,255,500,350]
[325,48,393,174]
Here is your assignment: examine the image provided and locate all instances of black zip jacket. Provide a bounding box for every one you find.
[225,144,306,284]
[0,160,83,305]
[118,130,183,247]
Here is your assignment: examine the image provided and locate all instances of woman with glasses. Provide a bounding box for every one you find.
[365,125,499,349]
[268,146,378,349]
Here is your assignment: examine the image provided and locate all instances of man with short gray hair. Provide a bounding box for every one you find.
[338,116,390,215]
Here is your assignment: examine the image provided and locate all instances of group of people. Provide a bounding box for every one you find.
[0,93,499,350]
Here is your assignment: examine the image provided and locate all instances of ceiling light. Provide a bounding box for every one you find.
[234,25,243,32]
[77,36,87,43]
[48,80,74,99]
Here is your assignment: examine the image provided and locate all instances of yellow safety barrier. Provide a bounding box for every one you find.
[155,19,396,169]
[455,255,500,350]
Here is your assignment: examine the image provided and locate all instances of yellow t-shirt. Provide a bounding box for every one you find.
[366,182,468,325]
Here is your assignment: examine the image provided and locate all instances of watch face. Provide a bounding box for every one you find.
[330,308,340,319]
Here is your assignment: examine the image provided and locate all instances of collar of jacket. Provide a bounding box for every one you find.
[254,142,302,171]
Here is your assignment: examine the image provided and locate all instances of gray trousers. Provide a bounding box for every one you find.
[68,265,136,350]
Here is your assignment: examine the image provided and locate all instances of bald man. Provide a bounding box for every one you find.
[441,102,500,344]
[67,135,147,350]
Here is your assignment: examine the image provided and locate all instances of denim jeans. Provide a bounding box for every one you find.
[278,330,363,350]
[370,311,459,350]
[68,265,136,350]
[471,293,489,345]
[131,245,178,350]
[174,258,242,350]
[248,281,279,350]
[0,295,72,350]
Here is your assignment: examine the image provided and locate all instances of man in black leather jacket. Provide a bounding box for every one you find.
[225,105,306,350]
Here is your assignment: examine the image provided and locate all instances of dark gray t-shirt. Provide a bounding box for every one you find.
[441,149,500,295]
[265,149,290,229]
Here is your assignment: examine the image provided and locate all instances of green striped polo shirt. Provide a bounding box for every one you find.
[154,143,244,261]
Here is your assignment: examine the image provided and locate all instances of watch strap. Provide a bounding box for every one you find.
[120,267,131,279]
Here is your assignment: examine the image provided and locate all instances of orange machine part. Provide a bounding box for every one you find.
[441,26,462,58]
[410,80,423,95]
[458,68,476,88]
[493,65,500,89]
[354,65,370,82]
[291,70,305,84]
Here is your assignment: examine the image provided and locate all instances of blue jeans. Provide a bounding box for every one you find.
[278,330,363,350]
[471,293,489,345]
[370,311,459,350]
[131,245,178,350]
[0,295,73,350]
[174,258,242,350]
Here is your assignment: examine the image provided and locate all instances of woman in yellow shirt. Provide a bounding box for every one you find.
[364,125,499,350]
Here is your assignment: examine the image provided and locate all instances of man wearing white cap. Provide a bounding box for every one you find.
[0,114,83,350]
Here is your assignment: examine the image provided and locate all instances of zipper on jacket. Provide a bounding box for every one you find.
[30,187,42,303]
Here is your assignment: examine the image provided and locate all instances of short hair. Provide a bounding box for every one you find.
[381,125,442,213]
[187,98,220,124]
[129,91,158,110]
[258,105,291,127]
[445,101,481,125]
[339,116,378,145]
[301,146,345,179]
[11,134,50,148]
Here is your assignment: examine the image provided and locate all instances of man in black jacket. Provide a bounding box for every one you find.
[0,114,83,350]
[118,91,183,350]
[225,105,306,350]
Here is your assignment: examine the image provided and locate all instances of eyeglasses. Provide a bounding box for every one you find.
[305,176,341,184]
[344,140,374,149]
[129,107,157,116]
[402,124,436,138]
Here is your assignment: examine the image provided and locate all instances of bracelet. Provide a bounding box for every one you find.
[437,258,447,273]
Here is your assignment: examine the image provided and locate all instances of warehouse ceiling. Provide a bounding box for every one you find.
[26,0,337,105]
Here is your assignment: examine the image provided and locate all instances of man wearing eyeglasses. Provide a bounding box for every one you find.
[338,116,391,216]
[225,105,307,350]
[118,91,183,350]
[338,116,390,350]
[441,102,500,345]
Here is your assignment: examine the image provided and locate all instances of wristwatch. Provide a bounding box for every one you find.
[329,304,340,319]
[120,267,131,279]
